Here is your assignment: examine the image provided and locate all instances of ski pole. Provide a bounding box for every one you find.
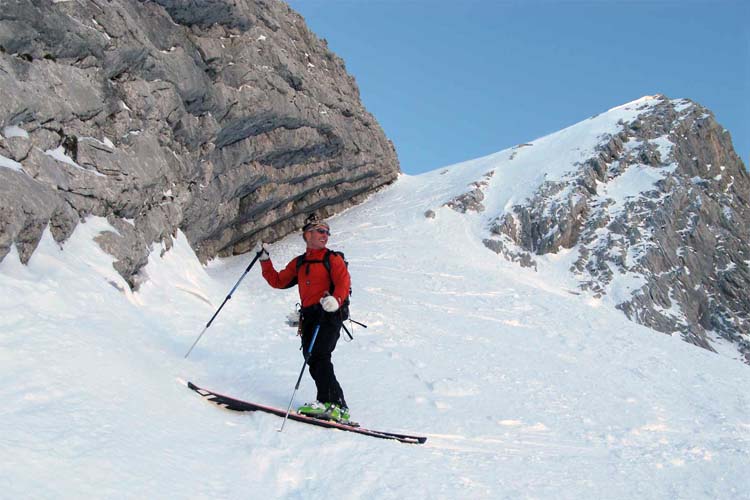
[341,318,367,340]
[279,322,321,432]
[184,249,263,359]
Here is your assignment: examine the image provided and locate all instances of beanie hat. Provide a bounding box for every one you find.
[302,213,330,232]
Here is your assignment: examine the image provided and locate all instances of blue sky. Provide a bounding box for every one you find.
[286,0,749,175]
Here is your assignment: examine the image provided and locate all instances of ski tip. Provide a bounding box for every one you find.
[175,377,189,387]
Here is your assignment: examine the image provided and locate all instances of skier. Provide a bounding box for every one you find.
[258,214,351,423]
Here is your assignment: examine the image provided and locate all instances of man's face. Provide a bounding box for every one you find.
[305,226,329,250]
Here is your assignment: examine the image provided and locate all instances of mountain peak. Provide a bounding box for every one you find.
[435,95,749,362]
[607,94,665,112]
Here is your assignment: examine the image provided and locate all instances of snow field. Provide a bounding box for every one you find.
[2,96,749,499]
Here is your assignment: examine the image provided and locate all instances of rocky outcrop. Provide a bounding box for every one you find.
[485,96,750,362]
[444,171,494,213]
[0,0,399,287]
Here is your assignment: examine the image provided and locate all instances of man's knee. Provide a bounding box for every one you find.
[309,352,332,368]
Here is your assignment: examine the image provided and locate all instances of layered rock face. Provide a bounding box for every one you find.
[0,0,399,287]
[483,96,750,362]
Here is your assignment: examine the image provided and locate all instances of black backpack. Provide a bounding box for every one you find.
[284,249,351,320]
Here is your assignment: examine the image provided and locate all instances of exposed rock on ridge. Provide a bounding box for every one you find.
[0,0,399,287]
[485,96,750,362]
[444,171,494,214]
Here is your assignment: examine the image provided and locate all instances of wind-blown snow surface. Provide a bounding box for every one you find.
[3,130,750,498]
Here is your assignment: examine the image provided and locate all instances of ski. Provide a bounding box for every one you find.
[187,381,427,445]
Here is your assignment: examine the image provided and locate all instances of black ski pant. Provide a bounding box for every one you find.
[300,305,347,409]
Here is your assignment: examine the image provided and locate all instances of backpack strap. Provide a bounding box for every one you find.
[287,249,355,328]
[283,251,331,289]
[283,250,350,307]
[279,253,307,289]
[296,251,327,277]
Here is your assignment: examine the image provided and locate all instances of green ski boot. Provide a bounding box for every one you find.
[297,401,328,418]
[298,402,352,424]
[328,404,351,424]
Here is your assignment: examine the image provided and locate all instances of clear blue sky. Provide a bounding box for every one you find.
[286,0,749,175]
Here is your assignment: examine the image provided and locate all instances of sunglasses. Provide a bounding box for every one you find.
[310,228,330,235]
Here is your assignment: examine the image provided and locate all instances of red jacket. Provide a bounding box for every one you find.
[261,248,351,308]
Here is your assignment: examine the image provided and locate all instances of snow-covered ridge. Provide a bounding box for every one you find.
[430,95,750,363]
[426,95,665,217]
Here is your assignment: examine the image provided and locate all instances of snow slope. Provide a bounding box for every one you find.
[3,100,750,499]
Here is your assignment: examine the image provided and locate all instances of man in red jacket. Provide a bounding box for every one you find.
[259,214,351,423]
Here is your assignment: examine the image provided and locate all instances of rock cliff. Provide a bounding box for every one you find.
[0,0,399,287]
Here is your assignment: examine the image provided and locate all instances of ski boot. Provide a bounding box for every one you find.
[297,401,328,418]
[327,404,351,424]
[298,402,352,424]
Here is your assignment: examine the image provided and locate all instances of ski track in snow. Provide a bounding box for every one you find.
[2,96,750,499]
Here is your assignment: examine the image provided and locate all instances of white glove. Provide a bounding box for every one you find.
[320,294,340,313]
[257,242,270,261]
